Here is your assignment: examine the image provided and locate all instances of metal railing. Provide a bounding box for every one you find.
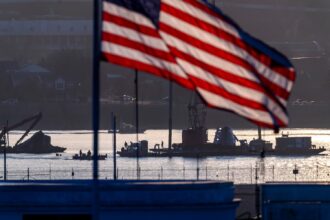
[2,164,330,183]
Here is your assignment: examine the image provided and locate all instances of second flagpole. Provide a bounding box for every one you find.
[135,69,140,180]
[168,81,173,152]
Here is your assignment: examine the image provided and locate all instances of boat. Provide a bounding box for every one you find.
[0,113,66,154]
[72,151,107,160]
[271,133,326,156]
[1,131,66,154]
[108,122,146,134]
[118,97,326,157]
[174,127,327,157]
[117,140,149,157]
[117,127,326,157]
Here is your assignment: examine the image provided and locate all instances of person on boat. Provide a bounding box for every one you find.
[79,149,82,157]
[161,141,164,148]
[87,150,91,157]
[124,141,128,148]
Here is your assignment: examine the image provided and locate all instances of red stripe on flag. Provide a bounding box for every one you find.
[206,101,286,129]
[193,77,287,127]
[258,75,290,100]
[102,52,194,90]
[103,12,160,37]
[159,22,257,75]
[167,46,289,112]
[162,2,295,81]
[102,32,176,63]
[160,22,290,101]
[167,45,278,97]
[101,0,294,129]
[183,0,296,81]
[190,75,270,112]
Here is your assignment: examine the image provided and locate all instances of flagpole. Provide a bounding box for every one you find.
[4,121,8,181]
[135,69,140,180]
[112,113,117,180]
[92,0,101,219]
[168,81,173,152]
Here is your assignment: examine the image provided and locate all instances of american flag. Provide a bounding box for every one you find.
[101,0,296,130]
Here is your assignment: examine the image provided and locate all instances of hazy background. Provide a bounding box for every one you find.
[0,0,329,130]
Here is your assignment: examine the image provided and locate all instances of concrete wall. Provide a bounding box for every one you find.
[0,180,239,220]
[262,183,330,220]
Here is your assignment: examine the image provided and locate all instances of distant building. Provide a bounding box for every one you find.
[11,64,51,87]
[0,20,92,56]
[54,77,66,91]
[0,0,92,61]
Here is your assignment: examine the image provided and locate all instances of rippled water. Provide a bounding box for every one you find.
[1,129,330,183]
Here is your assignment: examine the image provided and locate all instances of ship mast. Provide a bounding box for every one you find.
[181,92,208,147]
[258,126,262,140]
[188,93,206,130]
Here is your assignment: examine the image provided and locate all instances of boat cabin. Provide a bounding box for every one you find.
[276,136,312,149]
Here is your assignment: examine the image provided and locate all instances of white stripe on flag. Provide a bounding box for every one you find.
[103,21,169,52]
[160,11,293,92]
[103,1,155,28]
[101,0,295,128]
[197,88,285,126]
[102,42,189,79]
[178,58,288,124]
[162,0,240,38]
[160,31,260,83]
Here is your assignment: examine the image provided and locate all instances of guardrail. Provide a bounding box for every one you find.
[2,163,329,183]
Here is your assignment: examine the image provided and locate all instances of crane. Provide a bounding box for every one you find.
[0,112,42,181]
[0,112,42,148]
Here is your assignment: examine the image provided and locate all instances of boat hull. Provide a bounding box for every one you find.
[118,144,326,158]
[72,154,107,160]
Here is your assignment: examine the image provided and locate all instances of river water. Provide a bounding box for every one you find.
[1,129,330,183]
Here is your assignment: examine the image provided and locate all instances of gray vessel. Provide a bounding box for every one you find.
[117,127,326,158]
[108,122,146,134]
[118,99,326,157]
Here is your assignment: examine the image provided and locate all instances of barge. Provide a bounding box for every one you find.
[117,127,326,158]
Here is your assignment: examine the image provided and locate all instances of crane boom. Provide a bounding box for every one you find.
[0,112,42,147]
